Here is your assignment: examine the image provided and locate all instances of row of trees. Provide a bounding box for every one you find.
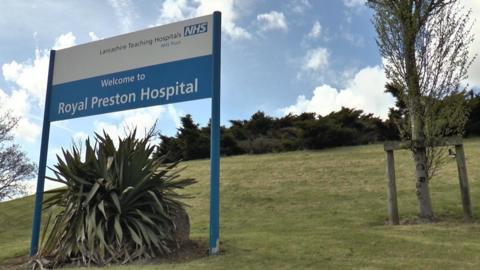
[154,91,480,162]
[155,108,392,162]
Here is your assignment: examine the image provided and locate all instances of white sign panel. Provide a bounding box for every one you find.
[49,14,214,121]
[53,14,212,85]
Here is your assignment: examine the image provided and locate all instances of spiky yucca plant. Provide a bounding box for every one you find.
[39,130,196,266]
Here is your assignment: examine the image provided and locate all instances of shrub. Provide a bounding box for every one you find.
[155,134,182,163]
[239,137,285,154]
[39,130,196,266]
[221,132,244,156]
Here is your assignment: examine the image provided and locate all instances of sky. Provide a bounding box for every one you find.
[0,0,480,193]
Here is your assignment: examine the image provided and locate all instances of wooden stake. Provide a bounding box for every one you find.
[455,144,472,221]
[386,150,399,225]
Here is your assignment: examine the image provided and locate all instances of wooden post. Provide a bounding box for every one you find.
[455,144,472,221]
[386,150,399,225]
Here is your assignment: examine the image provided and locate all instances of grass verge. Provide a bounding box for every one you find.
[2,138,480,269]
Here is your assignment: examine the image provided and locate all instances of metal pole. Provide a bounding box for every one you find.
[30,50,55,256]
[209,11,221,255]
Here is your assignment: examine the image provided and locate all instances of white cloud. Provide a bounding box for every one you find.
[48,147,64,162]
[52,32,76,50]
[2,31,76,105]
[2,61,22,82]
[88,32,100,41]
[107,0,138,33]
[15,118,41,143]
[43,180,66,192]
[92,104,185,148]
[23,179,37,197]
[463,0,480,87]
[303,47,329,72]
[113,106,166,134]
[196,0,251,39]
[0,89,40,142]
[93,106,168,144]
[1,32,78,143]
[156,0,193,26]
[257,11,288,32]
[155,0,251,40]
[290,0,311,14]
[73,131,89,142]
[282,66,394,119]
[166,104,183,128]
[343,32,365,47]
[2,49,49,104]
[307,21,321,39]
[343,0,365,8]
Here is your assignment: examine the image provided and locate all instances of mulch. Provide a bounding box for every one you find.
[0,239,211,270]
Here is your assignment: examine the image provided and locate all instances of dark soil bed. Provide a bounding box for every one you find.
[0,239,209,270]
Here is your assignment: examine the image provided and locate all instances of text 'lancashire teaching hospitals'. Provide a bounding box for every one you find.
[57,74,199,117]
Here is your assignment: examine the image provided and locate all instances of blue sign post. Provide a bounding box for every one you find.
[30,51,55,257]
[209,11,221,255]
[30,12,221,256]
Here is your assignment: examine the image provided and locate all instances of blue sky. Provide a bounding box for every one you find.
[0,0,479,192]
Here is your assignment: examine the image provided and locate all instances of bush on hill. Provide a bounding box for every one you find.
[155,92,480,161]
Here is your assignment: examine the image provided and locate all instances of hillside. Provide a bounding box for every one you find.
[2,139,480,269]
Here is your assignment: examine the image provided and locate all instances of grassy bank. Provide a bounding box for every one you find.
[2,139,480,269]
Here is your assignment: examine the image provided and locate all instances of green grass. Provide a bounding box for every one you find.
[0,195,35,262]
[2,139,480,269]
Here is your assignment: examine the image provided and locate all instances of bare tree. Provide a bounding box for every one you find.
[0,112,36,200]
[368,0,475,221]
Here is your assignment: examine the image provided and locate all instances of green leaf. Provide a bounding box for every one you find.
[135,209,155,226]
[40,210,53,248]
[114,215,123,244]
[96,221,107,260]
[98,200,107,220]
[107,156,114,170]
[111,192,121,213]
[84,182,100,206]
[126,223,142,246]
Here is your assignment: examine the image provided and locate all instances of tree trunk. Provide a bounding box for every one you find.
[411,129,434,221]
[409,72,434,222]
[403,15,434,222]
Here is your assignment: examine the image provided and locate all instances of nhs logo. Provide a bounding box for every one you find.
[184,22,208,36]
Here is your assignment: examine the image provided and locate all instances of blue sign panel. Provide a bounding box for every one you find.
[49,55,212,121]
